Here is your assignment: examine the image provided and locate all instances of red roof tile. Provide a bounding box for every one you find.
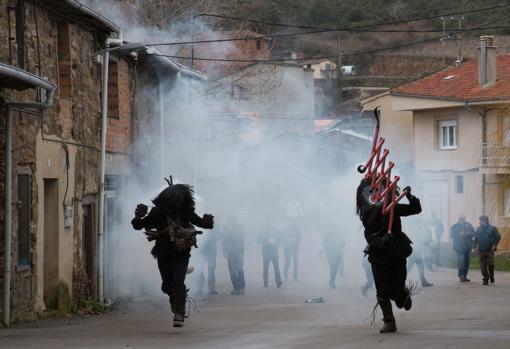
[391,54,510,102]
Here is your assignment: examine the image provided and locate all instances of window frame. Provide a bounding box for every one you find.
[438,119,458,150]
[504,187,510,217]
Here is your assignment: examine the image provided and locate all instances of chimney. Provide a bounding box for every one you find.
[478,35,497,87]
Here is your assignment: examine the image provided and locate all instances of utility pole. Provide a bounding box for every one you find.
[441,17,446,66]
[457,16,464,65]
[336,31,343,104]
[190,12,198,187]
[337,31,342,71]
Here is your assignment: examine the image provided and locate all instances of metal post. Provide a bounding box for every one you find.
[190,13,197,186]
[457,16,464,64]
[98,50,109,304]
[441,17,446,66]
[3,105,12,326]
[159,83,165,179]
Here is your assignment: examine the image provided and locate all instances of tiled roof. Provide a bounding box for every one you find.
[391,54,510,102]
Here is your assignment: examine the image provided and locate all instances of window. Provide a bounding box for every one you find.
[455,175,464,194]
[502,116,510,146]
[17,173,31,267]
[256,40,261,50]
[7,0,26,68]
[505,188,510,216]
[439,120,457,149]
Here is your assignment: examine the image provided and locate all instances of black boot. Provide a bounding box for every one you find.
[403,288,412,311]
[489,265,495,284]
[378,297,397,333]
[421,278,434,287]
[173,312,185,327]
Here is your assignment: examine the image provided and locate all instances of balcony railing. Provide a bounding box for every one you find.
[480,143,510,170]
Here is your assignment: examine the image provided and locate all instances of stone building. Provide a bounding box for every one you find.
[0,1,207,324]
[0,0,122,323]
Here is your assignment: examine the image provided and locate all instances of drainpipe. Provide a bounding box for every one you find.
[464,102,487,215]
[159,82,165,180]
[1,65,55,326]
[97,50,109,304]
[96,40,145,304]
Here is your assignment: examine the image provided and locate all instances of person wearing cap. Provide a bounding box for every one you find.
[474,215,501,285]
[449,215,475,282]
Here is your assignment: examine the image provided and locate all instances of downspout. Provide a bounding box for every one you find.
[464,102,487,215]
[2,81,55,327]
[159,82,165,180]
[97,50,109,304]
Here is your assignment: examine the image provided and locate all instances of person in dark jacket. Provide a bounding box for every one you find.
[428,212,444,267]
[322,230,345,289]
[283,227,302,281]
[257,230,282,288]
[131,183,214,328]
[449,215,475,282]
[474,215,501,285]
[222,216,246,295]
[195,229,220,296]
[361,255,374,298]
[356,179,421,333]
[407,218,433,288]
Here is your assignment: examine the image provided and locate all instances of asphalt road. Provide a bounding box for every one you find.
[1,266,509,349]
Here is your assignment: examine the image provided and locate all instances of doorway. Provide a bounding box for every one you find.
[421,180,449,241]
[43,179,59,308]
[82,202,96,298]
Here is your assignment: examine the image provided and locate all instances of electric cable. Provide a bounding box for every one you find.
[194,4,508,32]
[145,25,510,47]
[144,17,503,63]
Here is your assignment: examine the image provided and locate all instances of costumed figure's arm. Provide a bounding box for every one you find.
[189,212,214,229]
[131,204,165,241]
[394,186,422,217]
[363,208,392,249]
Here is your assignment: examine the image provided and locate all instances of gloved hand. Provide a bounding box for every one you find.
[403,186,412,199]
[144,229,159,241]
[203,214,214,229]
[135,204,148,218]
[382,233,393,245]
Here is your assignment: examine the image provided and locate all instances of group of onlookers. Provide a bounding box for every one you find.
[451,215,501,285]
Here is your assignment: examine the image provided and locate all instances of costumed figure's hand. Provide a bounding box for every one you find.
[135,204,148,218]
[144,229,159,241]
[403,186,412,199]
[493,245,498,252]
[203,214,214,229]
[382,233,393,245]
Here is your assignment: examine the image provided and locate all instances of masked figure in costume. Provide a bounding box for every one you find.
[131,182,214,327]
[356,179,421,333]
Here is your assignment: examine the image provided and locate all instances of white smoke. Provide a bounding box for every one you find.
[89,0,385,302]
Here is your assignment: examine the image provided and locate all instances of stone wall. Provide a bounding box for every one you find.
[0,0,111,322]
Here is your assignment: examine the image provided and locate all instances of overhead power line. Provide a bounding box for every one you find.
[145,26,510,47]
[144,15,503,63]
[145,35,448,63]
[194,4,508,32]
